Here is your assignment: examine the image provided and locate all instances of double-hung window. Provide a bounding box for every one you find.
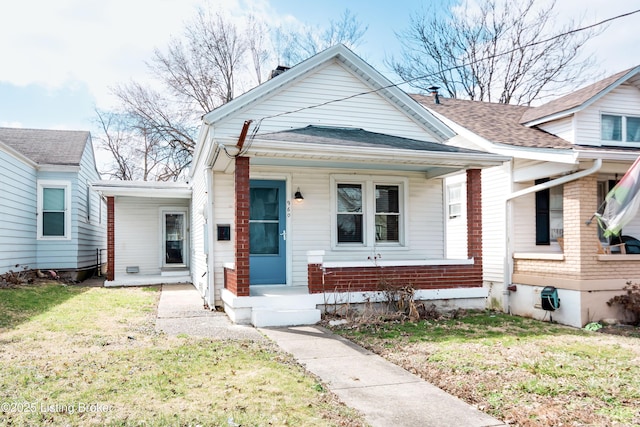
[602,114,640,144]
[447,183,462,219]
[38,180,72,240]
[333,176,406,248]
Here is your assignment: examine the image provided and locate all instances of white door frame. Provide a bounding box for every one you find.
[159,207,189,268]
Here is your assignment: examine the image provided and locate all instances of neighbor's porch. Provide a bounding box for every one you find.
[509,173,640,327]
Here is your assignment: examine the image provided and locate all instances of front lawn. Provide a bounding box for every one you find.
[329,311,640,426]
[0,283,365,426]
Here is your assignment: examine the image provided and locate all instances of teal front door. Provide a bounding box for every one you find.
[249,180,286,285]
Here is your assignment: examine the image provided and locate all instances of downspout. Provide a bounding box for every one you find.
[205,165,216,310]
[502,158,602,313]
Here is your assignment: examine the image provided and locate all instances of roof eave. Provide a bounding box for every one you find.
[522,65,640,127]
[249,140,508,167]
[92,181,192,199]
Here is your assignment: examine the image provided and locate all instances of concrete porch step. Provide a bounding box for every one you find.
[251,307,321,328]
[161,269,190,277]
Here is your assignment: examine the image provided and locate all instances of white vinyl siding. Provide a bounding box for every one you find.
[211,173,237,293]
[209,61,443,145]
[114,197,188,277]
[481,164,510,282]
[574,83,640,146]
[537,116,574,142]
[0,149,37,273]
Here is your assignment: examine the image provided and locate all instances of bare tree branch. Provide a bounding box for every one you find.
[389,0,601,104]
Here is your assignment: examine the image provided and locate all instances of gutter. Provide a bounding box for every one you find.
[502,158,602,313]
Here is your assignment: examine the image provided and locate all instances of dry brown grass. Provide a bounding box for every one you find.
[329,310,640,426]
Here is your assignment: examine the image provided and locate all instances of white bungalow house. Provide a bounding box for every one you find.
[416,65,640,328]
[188,45,511,326]
[0,128,106,279]
[95,44,508,326]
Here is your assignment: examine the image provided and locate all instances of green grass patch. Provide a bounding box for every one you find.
[0,285,364,426]
[0,283,86,330]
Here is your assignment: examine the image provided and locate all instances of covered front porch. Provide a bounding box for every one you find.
[210,126,507,326]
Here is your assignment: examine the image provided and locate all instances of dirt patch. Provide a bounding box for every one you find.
[598,324,640,338]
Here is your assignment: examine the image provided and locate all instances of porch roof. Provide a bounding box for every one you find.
[216,125,508,178]
[92,180,191,198]
[256,125,475,152]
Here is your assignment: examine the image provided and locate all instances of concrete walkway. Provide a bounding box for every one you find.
[155,283,506,427]
[155,283,265,341]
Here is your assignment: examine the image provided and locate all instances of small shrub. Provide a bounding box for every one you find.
[607,282,640,325]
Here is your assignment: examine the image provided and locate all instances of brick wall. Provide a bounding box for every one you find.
[231,156,250,296]
[513,175,640,280]
[308,264,483,293]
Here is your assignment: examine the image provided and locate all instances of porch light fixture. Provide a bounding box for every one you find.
[294,188,304,202]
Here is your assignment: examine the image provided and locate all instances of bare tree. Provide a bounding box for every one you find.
[390,0,601,104]
[94,109,169,181]
[100,7,368,180]
[276,9,368,65]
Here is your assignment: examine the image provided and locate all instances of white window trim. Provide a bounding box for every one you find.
[447,183,463,219]
[330,174,408,250]
[601,112,640,147]
[37,180,72,240]
[159,206,189,268]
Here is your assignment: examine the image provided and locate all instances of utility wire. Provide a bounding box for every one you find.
[256,9,640,123]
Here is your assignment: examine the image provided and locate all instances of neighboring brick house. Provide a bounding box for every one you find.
[416,65,640,328]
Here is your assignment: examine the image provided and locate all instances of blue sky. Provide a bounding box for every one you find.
[0,0,638,135]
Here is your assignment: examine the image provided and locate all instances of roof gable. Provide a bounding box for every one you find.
[0,127,90,166]
[201,45,452,140]
[520,65,640,126]
[193,44,456,171]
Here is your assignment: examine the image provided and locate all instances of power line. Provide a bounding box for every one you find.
[257,9,640,123]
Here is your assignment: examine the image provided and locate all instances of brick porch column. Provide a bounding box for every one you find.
[107,196,115,281]
[563,175,599,277]
[234,156,250,296]
[466,169,483,278]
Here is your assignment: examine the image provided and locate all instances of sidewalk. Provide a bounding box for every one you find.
[156,284,506,427]
[261,326,506,427]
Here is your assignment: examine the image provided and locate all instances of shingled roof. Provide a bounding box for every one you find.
[255,125,483,154]
[0,127,90,166]
[412,95,572,150]
[519,66,640,125]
